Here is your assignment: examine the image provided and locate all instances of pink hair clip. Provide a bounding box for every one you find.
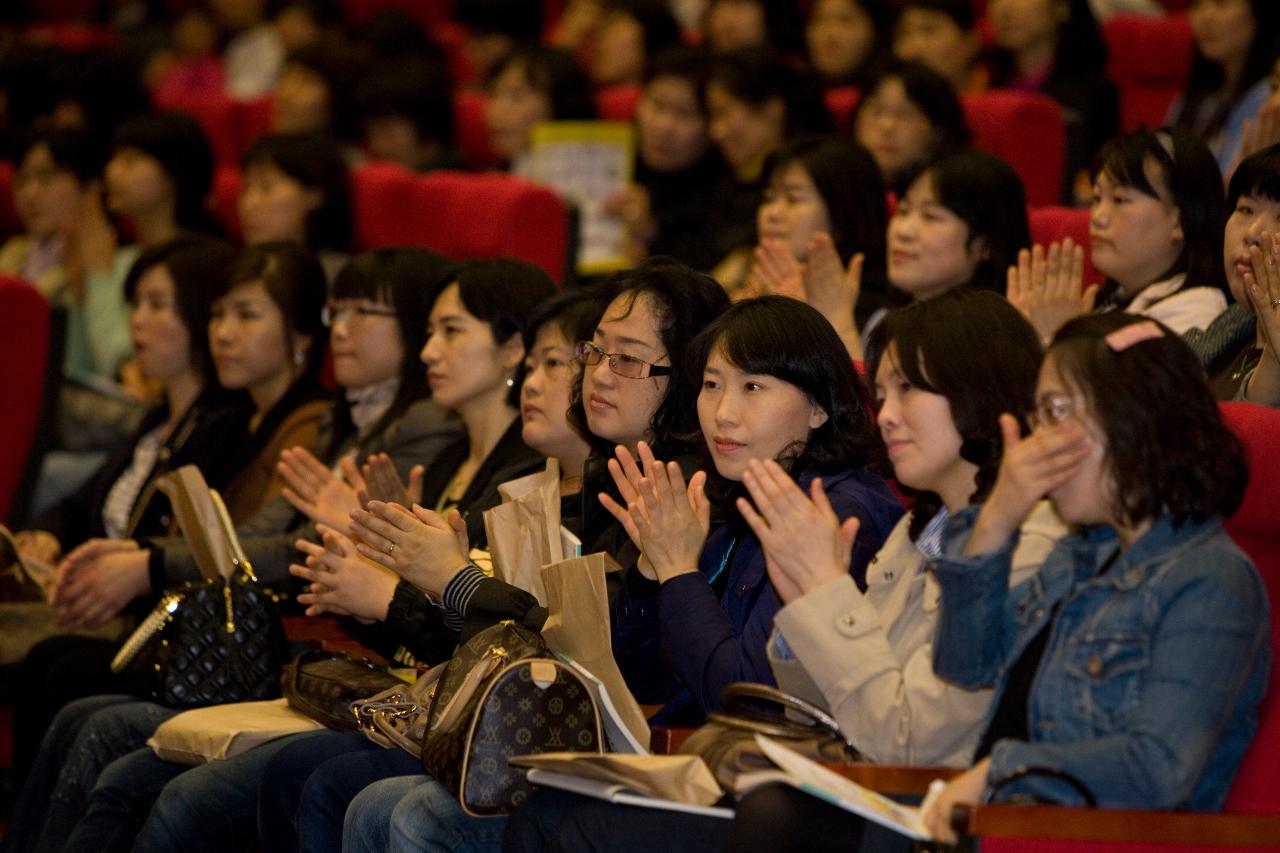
[1105,320,1164,352]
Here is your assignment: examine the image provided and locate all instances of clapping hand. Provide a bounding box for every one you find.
[736,459,859,604]
[349,501,471,598]
[278,448,366,530]
[357,453,424,508]
[598,442,709,583]
[291,524,398,621]
[1006,240,1094,343]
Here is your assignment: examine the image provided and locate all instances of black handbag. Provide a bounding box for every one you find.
[110,467,287,708]
[677,682,863,790]
[418,620,604,816]
[282,649,405,731]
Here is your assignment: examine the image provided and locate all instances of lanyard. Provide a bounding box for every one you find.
[707,536,738,587]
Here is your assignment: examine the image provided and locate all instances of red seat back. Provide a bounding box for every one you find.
[0,161,20,241]
[211,165,243,243]
[1104,14,1193,132]
[1028,206,1100,290]
[962,90,1065,207]
[824,86,861,134]
[595,85,641,122]
[453,90,500,171]
[0,278,52,522]
[152,92,248,167]
[1220,402,1280,814]
[350,161,429,250]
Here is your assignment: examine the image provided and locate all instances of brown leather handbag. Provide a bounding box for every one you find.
[419,620,604,816]
[677,682,863,790]
[281,650,406,731]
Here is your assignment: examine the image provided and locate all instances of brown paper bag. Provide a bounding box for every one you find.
[147,698,323,765]
[483,461,562,604]
[540,553,651,753]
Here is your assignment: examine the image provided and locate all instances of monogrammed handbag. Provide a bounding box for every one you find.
[110,467,287,708]
[419,620,604,816]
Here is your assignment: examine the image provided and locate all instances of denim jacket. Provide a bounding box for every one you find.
[932,509,1270,811]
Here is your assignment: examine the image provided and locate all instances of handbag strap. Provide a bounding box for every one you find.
[986,765,1098,807]
[717,682,851,745]
[153,466,230,581]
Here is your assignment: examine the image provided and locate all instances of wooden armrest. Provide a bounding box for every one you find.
[281,616,388,664]
[951,803,1280,847]
[823,763,959,797]
[649,726,695,754]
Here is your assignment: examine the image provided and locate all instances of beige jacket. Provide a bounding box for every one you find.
[769,501,1065,767]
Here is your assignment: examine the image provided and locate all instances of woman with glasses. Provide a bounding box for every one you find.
[920,313,1266,837]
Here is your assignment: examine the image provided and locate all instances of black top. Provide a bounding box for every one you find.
[637,151,734,272]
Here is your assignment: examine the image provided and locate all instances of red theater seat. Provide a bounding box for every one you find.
[824,86,861,134]
[1027,206,1100,290]
[152,92,250,167]
[350,161,428,250]
[453,90,499,171]
[595,85,641,122]
[962,90,1065,207]
[0,278,53,523]
[1104,14,1194,132]
[211,165,243,243]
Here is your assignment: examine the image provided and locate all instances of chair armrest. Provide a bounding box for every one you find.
[950,802,1280,847]
[823,763,960,797]
[281,615,388,663]
[648,725,695,754]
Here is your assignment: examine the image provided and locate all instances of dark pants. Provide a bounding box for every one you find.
[258,730,423,853]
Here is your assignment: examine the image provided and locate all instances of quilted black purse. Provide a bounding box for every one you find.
[110,466,287,708]
[419,620,604,816]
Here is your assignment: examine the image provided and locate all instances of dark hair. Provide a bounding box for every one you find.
[1048,313,1247,526]
[867,290,1042,538]
[689,295,885,477]
[514,288,601,400]
[219,242,328,382]
[901,148,1030,292]
[240,132,353,252]
[706,0,805,56]
[708,47,833,137]
[569,258,731,454]
[1090,127,1227,299]
[326,247,454,455]
[644,45,713,116]
[123,235,239,384]
[356,56,455,150]
[1228,142,1280,209]
[447,258,559,407]
[807,0,893,86]
[853,61,971,190]
[895,0,975,31]
[1176,0,1280,143]
[286,38,371,141]
[764,136,888,295]
[604,0,682,60]
[488,46,597,122]
[453,0,544,41]
[990,0,1107,87]
[112,112,218,234]
[17,127,104,183]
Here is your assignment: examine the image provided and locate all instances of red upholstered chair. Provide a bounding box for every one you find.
[152,92,249,167]
[211,165,243,243]
[949,401,1280,851]
[350,161,429,250]
[595,85,642,122]
[823,86,861,134]
[1027,206,1100,290]
[0,278,53,523]
[1104,14,1194,132]
[240,95,274,152]
[417,171,570,283]
[962,90,1065,207]
[0,160,21,240]
[453,90,500,171]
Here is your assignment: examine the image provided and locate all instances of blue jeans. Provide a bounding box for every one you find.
[61,730,325,853]
[343,775,506,853]
[259,731,422,853]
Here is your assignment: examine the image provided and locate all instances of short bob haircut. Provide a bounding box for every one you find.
[643,45,712,116]
[326,247,454,456]
[1090,127,1227,299]
[1227,142,1280,211]
[218,242,328,382]
[123,235,239,385]
[1048,313,1247,527]
[112,113,218,235]
[852,61,971,190]
[443,258,559,407]
[687,295,885,478]
[867,289,1042,538]
[486,45,597,125]
[707,47,832,138]
[16,127,104,184]
[514,288,601,402]
[569,257,731,454]
[899,148,1030,293]
[241,132,353,253]
[763,136,888,299]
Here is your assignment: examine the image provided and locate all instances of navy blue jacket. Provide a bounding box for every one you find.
[656,467,903,717]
